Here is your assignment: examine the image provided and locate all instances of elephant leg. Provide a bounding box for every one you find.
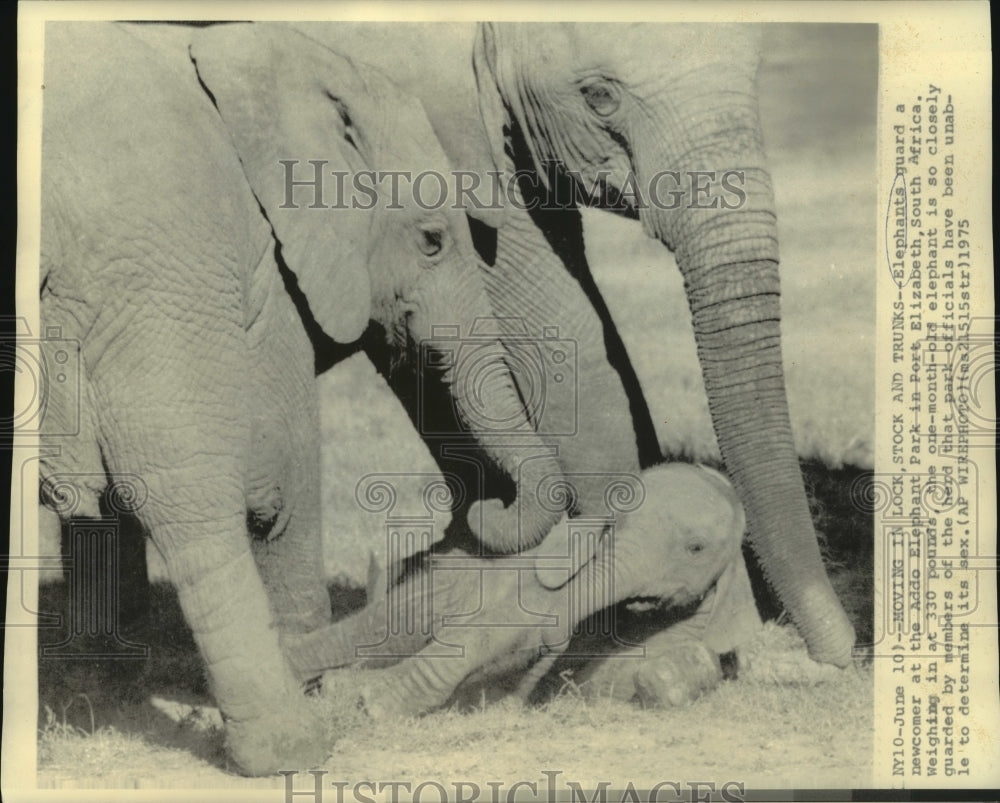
[511,644,567,703]
[246,261,330,636]
[630,638,723,708]
[581,554,762,705]
[90,317,327,776]
[97,506,151,628]
[38,297,153,628]
[39,292,108,520]
[283,594,412,681]
[351,564,535,719]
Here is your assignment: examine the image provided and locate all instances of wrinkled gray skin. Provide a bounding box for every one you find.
[286,464,760,717]
[38,23,563,775]
[293,22,855,668]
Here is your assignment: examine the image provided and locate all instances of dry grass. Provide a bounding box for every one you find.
[317,624,871,788]
[37,702,215,776]
[36,602,872,789]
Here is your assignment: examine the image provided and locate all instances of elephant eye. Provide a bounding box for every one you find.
[328,93,361,151]
[686,541,706,556]
[419,227,444,258]
[580,78,621,117]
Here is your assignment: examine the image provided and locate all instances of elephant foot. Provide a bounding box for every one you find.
[319,667,412,722]
[632,641,723,708]
[360,673,429,720]
[358,684,400,721]
[224,696,330,777]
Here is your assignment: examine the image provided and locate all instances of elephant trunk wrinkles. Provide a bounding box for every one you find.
[570,534,643,615]
[687,275,855,666]
[635,82,855,667]
[419,266,564,552]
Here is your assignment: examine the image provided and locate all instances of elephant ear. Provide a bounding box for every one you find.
[691,465,763,655]
[473,23,512,214]
[190,24,372,344]
[700,554,764,656]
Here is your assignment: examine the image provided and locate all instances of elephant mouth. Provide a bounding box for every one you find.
[621,590,703,614]
[578,175,639,218]
[542,161,641,220]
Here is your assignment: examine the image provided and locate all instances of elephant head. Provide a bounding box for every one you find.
[472,23,855,667]
[190,25,564,553]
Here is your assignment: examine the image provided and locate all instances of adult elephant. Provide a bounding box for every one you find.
[38,22,562,775]
[295,22,856,669]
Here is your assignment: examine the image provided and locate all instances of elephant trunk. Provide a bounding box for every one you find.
[633,72,855,667]
[571,533,645,614]
[417,263,563,552]
[686,267,855,666]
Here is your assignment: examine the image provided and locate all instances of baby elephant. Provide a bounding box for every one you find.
[286,463,758,717]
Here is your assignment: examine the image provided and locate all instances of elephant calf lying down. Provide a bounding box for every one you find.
[286,463,762,718]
